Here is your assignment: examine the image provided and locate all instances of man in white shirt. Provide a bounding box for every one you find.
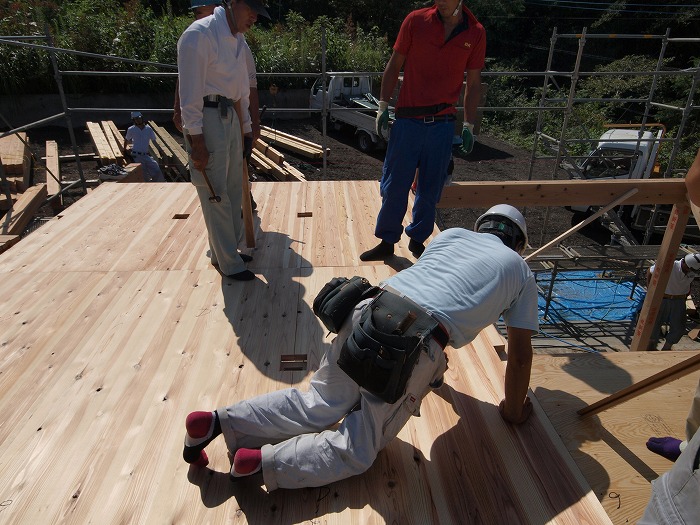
[124,112,165,182]
[646,253,700,350]
[177,0,268,281]
[181,204,539,490]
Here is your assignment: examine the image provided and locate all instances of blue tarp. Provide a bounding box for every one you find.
[536,270,646,323]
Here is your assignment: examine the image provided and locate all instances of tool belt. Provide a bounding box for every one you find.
[394,102,453,118]
[337,290,448,404]
[312,276,379,334]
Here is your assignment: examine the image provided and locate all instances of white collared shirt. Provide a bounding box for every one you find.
[177,6,251,135]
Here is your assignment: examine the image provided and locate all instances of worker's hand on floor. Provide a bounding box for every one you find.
[376,101,389,140]
[460,122,475,155]
[499,396,533,425]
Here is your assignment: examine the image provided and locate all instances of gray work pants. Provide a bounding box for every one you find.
[217,300,447,491]
[185,105,245,276]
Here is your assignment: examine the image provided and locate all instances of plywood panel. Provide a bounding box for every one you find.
[531,351,699,524]
[0,180,614,525]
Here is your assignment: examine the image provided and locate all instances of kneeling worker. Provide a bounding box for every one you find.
[182,204,538,490]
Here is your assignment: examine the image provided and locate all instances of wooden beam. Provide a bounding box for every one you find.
[630,202,691,351]
[117,163,144,183]
[254,138,285,165]
[0,184,47,235]
[45,140,62,211]
[0,132,31,178]
[437,179,687,208]
[578,352,700,417]
[0,234,20,254]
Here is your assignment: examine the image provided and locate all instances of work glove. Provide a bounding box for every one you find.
[460,122,475,155]
[243,134,253,160]
[375,101,389,140]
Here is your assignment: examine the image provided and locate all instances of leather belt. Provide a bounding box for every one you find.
[203,94,234,108]
[131,150,148,155]
[420,114,455,123]
[664,294,687,299]
[382,285,450,348]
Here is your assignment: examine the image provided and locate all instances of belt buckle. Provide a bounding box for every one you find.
[423,115,435,124]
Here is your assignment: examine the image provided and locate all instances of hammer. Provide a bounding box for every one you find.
[201,167,221,203]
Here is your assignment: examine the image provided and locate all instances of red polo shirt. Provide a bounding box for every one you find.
[394,5,486,117]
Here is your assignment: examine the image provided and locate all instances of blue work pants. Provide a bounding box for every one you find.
[375,118,453,244]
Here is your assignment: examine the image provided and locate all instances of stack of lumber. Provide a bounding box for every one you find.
[148,121,189,179]
[86,121,125,166]
[0,131,31,195]
[251,137,306,181]
[0,183,47,237]
[260,124,328,160]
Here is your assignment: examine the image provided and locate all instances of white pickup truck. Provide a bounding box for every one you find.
[563,128,662,219]
[309,74,392,153]
[561,127,698,240]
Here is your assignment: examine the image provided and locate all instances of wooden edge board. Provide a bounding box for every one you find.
[0,184,47,235]
[0,233,20,254]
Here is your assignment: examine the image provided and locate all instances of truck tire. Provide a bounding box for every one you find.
[357,131,375,153]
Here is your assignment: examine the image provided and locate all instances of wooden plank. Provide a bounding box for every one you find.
[149,121,189,175]
[260,129,324,159]
[437,179,689,208]
[99,121,125,164]
[86,121,116,165]
[0,233,20,254]
[45,140,62,211]
[260,125,325,150]
[117,163,144,183]
[254,138,285,165]
[250,149,288,181]
[281,160,307,182]
[105,120,126,156]
[0,132,31,178]
[0,183,47,235]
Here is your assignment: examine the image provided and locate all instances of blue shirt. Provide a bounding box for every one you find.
[383,228,539,348]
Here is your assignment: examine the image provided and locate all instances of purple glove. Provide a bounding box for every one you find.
[646,436,682,461]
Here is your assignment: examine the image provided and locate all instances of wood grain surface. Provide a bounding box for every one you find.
[0,181,616,524]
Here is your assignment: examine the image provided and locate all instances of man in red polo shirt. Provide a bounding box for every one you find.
[360,0,486,261]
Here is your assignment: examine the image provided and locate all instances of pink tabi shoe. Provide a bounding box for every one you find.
[230,448,262,479]
[183,411,221,466]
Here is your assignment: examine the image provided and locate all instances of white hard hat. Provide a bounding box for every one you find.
[131,111,143,119]
[475,204,528,252]
[684,253,700,271]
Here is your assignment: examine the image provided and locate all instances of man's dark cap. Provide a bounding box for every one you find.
[243,0,270,19]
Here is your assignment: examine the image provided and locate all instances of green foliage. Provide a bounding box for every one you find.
[249,11,390,90]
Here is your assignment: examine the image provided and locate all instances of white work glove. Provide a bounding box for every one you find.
[460,122,475,155]
[376,101,389,140]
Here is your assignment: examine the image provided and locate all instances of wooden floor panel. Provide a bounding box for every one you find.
[0,182,619,524]
[531,351,698,524]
